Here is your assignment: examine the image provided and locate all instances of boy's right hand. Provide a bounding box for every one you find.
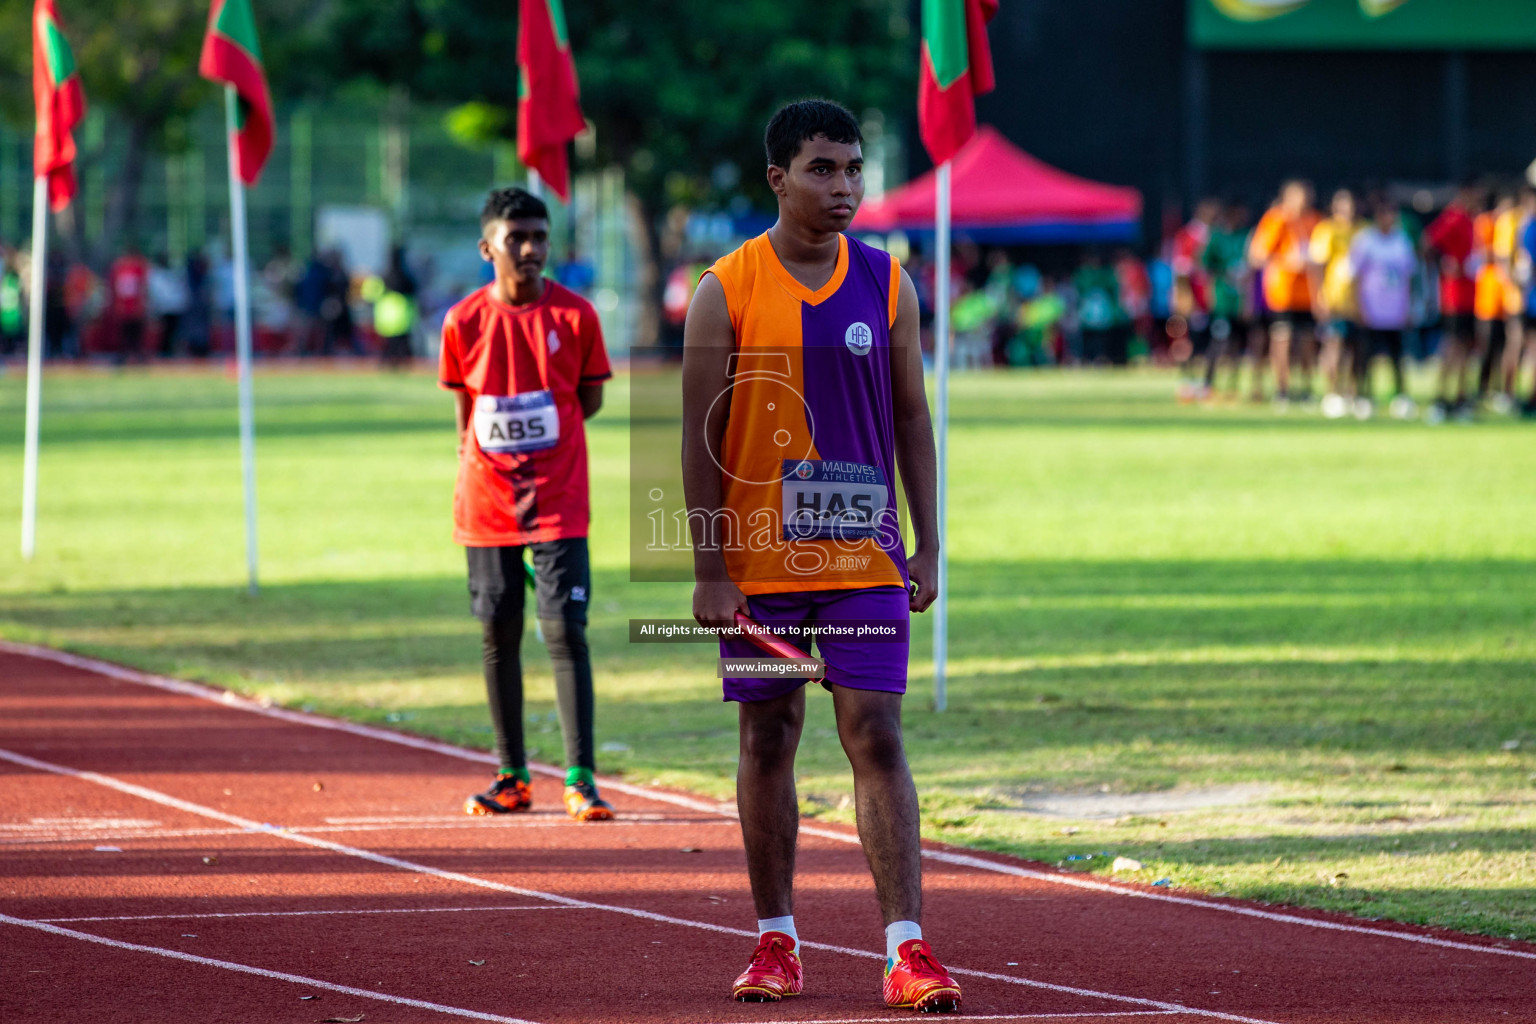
[693,580,751,633]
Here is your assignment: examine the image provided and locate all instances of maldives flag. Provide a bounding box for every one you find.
[32,0,86,212]
[918,0,998,167]
[199,0,274,185]
[517,0,585,202]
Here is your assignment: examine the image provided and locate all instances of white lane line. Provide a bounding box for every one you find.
[0,817,735,846]
[320,813,693,824]
[5,638,1525,965]
[0,745,1280,1024]
[0,817,162,830]
[40,905,590,923]
[0,912,540,1023]
[717,1015,1182,1024]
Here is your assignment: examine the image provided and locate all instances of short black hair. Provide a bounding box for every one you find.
[764,100,863,170]
[481,187,549,228]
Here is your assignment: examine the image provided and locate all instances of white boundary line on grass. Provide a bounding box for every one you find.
[0,912,541,1023]
[0,744,1279,1024]
[5,639,1533,966]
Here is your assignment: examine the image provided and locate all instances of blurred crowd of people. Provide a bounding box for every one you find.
[0,235,610,371]
[1173,179,1536,422]
[1,241,223,362]
[11,179,1536,425]
[800,179,1533,424]
[902,243,1160,371]
[0,239,454,368]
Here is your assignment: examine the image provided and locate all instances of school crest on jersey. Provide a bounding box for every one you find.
[845,321,873,356]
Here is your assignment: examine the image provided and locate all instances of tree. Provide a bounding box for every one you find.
[325,0,916,343]
[0,0,315,261]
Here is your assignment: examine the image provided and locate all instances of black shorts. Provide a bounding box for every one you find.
[1362,327,1404,355]
[1475,318,1508,350]
[1441,312,1475,338]
[467,538,590,624]
[1269,310,1314,330]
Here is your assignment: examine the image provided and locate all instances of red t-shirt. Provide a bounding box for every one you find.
[109,256,149,319]
[1425,205,1476,315]
[439,281,612,547]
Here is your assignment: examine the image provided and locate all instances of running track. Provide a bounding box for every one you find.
[2,643,1532,1024]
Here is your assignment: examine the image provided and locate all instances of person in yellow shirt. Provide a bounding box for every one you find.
[1479,189,1530,408]
[1249,180,1321,404]
[1309,189,1361,416]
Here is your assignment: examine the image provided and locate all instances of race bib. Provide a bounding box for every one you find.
[782,460,890,541]
[474,391,559,454]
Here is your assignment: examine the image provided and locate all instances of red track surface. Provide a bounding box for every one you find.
[2,643,1533,1024]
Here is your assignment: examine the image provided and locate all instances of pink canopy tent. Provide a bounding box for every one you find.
[855,125,1142,243]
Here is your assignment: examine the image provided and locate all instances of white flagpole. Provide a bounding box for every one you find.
[225,87,259,595]
[20,177,48,560]
[522,165,546,645]
[933,160,952,712]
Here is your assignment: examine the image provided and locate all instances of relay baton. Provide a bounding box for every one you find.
[733,611,825,681]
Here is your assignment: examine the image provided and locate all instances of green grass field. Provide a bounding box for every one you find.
[1,363,1533,943]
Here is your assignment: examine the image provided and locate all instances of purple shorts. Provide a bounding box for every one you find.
[721,586,910,703]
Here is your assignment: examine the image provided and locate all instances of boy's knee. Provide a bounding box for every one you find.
[539,618,588,658]
[838,717,905,771]
[740,710,802,770]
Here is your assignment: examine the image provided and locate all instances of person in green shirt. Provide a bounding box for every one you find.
[1201,205,1253,398]
[1013,279,1066,366]
[1073,253,1123,365]
[0,250,24,357]
[363,246,419,370]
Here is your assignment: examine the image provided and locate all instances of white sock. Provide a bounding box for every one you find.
[758,915,799,954]
[886,920,922,964]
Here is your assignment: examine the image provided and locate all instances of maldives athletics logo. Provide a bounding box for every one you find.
[794,461,815,480]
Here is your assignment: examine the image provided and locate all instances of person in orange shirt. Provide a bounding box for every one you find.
[1475,189,1526,408]
[683,100,958,1013]
[1249,180,1321,404]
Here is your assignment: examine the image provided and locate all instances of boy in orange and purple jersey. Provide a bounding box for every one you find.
[441,186,616,822]
[682,100,959,1013]
[1249,180,1321,403]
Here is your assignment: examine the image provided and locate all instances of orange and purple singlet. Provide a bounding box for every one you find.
[707,232,912,701]
[707,232,908,596]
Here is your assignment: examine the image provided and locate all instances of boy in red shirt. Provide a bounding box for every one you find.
[1424,184,1482,420]
[109,245,150,362]
[440,187,616,821]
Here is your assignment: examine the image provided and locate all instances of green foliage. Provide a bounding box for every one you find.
[444,101,513,149]
[0,0,319,145]
[324,0,915,209]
